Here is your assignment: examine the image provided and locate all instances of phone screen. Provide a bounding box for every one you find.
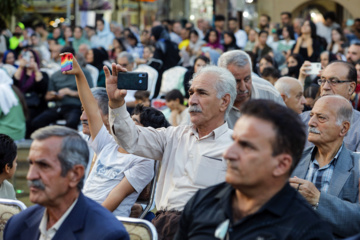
[61,53,73,72]
[117,72,148,90]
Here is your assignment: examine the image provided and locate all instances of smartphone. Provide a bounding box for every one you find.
[61,53,73,72]
[117,72,148,90]
[307,62,321,75]
[22,51,30,67]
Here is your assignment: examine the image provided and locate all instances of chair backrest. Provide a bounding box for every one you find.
[0,199,27,240]
[134,64,158,99]
[159,66,187,97]
[136,161,160,219]
[116,216,158,240]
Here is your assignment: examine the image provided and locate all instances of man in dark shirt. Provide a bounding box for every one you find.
[175,100,333,240]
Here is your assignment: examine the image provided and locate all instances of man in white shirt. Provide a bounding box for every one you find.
[228,17,247,49]
[218,50,285,129]
[105,63,236,240]
[4,126,129,240]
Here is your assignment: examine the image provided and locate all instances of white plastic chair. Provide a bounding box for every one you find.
[159,66,187,97]
[116,216,158,240]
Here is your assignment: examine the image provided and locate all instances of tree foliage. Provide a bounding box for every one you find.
[0,0,29,22]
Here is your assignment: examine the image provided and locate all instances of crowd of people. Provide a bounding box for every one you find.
[0,9,360,240]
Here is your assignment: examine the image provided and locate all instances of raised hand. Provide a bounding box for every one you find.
[60,53,82,76]
[105,63,128,109]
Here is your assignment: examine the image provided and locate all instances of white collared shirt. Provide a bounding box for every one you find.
[109,104,233,211]
[38,198,78,240]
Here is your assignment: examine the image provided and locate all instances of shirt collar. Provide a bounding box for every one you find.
[39,198,78,238]
[215,183,296,220]
[310,143,344,166]
[190,122,230,140]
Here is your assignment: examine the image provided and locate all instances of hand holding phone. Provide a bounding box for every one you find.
[61,53,73,72]
[117,72,148,90]
[306,62,321,75]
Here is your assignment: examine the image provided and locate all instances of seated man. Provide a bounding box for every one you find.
[4,126,129,240]
[275,77,306,114]
[165,89,190,126]
[290,95,360,238]
[175,100,332,239]
[31,46,93,132]
[217,50,285,129]
[106,63,236,239]
[0,134,17,200]
[300,61,360,151]
[62,55,163,217]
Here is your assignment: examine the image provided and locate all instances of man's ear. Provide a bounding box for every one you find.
[220,94,231,112]
[4,164,10,174]
[340,121,350,137]
[68,165,85,188]
[280,93,287,103]
[273,154,292,177]
[349,82,356,95]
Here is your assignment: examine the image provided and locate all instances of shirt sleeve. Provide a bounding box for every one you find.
[109,104,168,161]
[124,157,154,193]
[89,125,115,155]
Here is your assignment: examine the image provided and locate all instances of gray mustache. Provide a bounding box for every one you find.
[308,127,320,134]
[81,120,89,125]
[188,105,202,113]
[27,179,45,190]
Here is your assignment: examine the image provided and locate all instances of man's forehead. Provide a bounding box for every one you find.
[191,73,216,89]
[322,64,347,79]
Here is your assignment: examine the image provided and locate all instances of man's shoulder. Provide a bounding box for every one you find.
[6,204,43,227]
[252,76,283,98]
[188,182,231,208]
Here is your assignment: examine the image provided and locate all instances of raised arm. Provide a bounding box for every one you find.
[105,63,167,160]
[61,53,103,140]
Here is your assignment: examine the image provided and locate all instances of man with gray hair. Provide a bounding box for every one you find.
[275,77,306,114]
[290,95,360,238]
[218,50,285,129]
[4,126,129,240]
[105,62,236,239]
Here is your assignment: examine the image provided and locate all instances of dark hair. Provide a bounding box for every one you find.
[189,29,199,37]
[262,66,280,79]
[165,89,184,104]
[194,55,210,65]
[127,32,138,45]
[260,54,276,67]
[228,17,238,22]
[204,28,219,43]
[96,19,105,25]
[60,46,75,55]
[240,100,306,174]
[283,25,295,40]
[113,38,126,52]
[281,12,292,19]
[324,11,336,22]
[74,26,83,32]
[261,14,271,22]
[327,61,357,83]
[134,90,150,100]
[304,84,320,99]
[132,105,170,128]
[0,134,17,174]
[214,15,225,22]
[302,20,317,39]
[259,30,269,37]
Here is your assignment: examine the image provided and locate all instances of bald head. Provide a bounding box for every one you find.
[308,95,352,145]
[316,95,353,126]
[275,77,306,114]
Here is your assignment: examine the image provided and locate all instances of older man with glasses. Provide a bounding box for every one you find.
[300,61,360,151]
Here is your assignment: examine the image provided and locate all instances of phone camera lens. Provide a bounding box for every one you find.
[139,80,142,84]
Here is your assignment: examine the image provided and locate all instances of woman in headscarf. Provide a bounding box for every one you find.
[1,50,18,77]
[91,19,115,50]
[0,69,27,141]
[203,29,224,54]
[223,31,240,52]
[12,49,48,129]
[86,47,109,87]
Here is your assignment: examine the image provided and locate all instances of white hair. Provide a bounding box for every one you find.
[274,77,302,98]
[190,65,236,118]
[217,50,252,70]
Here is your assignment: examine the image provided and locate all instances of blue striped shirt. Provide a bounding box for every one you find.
[305,144,343,193]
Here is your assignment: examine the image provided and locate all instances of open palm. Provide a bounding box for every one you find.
[105,63,128,108]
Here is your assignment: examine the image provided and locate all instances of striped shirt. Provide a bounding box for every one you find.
[305,144,343,193]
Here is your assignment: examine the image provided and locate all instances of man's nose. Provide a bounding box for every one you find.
[237,80,246,91]
[27,165,39,181]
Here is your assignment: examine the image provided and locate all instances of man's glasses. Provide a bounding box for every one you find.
[317,78,352,86]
